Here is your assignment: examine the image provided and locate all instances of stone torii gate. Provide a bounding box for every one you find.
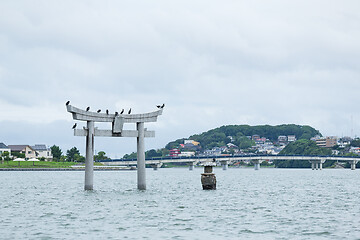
[66,103,163,190]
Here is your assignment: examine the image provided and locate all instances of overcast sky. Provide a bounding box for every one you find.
[0,1,359,158]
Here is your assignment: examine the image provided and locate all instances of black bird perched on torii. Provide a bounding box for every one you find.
[157,104,165,109]
[86,107,90,111]
[72,123,77,129]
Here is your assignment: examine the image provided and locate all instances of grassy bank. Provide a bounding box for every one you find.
[0,161,103,168]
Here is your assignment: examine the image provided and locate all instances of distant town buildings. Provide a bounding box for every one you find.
[313,136,337,148]
[0,143,53,160]
[204,147,222,156]
[169,148,180,157]
[349,147,360,155]
[168,134,359,159]
[337,137,352,148]
[8,145,37,159]
[180,139,201,151]
[252,135,260,141]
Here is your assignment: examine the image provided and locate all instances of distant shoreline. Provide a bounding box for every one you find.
[0,168,135,171]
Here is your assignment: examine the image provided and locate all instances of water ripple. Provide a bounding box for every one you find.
[1,169,360,239]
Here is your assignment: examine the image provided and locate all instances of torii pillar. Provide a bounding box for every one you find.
[66,104,163,190]
[137,122,146,189]
[85,121,95,190]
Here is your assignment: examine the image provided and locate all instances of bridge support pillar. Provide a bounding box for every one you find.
[153,164,158,170]
[253,160,260,170]
[152,162,163,170]
[220,160,228,170]
[84,121,95,190]
[351,160,356,170]
[189,162,194,171]
[137,122,146,190]
[310,160,324,170]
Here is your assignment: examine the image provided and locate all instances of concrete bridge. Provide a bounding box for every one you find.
[99,154,360,170]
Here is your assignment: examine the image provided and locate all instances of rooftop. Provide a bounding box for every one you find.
[8,145,32,152]
[31,144,48,151]
[0,142,8,148]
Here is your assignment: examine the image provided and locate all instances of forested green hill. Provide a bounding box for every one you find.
[166,124,321,150]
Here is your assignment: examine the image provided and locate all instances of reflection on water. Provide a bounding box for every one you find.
[1,168,360,239]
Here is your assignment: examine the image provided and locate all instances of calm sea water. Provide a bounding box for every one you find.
[1,168,360,240]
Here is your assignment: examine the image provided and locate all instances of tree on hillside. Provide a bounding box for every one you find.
[191,131,229,149]
[94,151,110,161]
[165,138,187,150]
[351,139,360,147]
[145,149,162,158]
[123,152,137,159]
[66,147,80,162]
[235,136,255,150]
[50,145,62,161]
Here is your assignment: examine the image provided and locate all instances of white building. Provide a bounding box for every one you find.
[178,151,195,157]
[288,135,296,142]
[278,136,287,142]
[227,143,237,148]
[32,144,53,161]
[204,147,222,156]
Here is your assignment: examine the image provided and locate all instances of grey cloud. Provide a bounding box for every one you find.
[0,0,360,157]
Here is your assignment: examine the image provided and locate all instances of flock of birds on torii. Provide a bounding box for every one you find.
[65,101,165,129]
